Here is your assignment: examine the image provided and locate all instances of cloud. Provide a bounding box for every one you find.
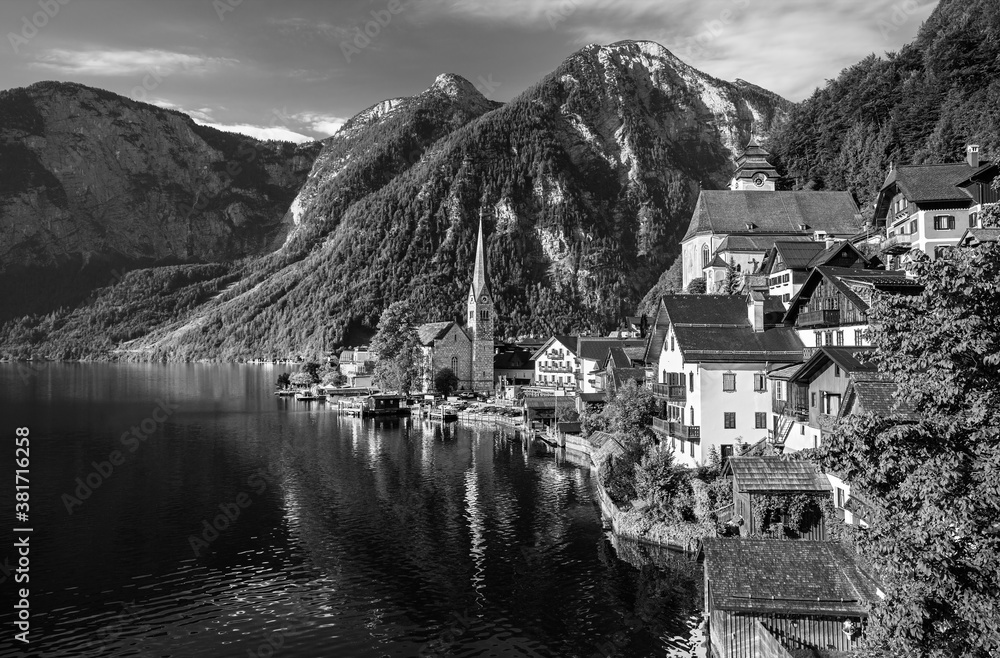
[267,17,352,42]
[29,48,238,77]
[293,112,348,137]
[193,120,315,144]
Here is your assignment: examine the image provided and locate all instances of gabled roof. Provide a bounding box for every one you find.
[642,299,670,364]
[662,295,803,363]
[683,190,862,242]
[883,162,991,204]
[611,367,646,389]
[705,254,728,269]
[530,335,579,361]
[805,240,869,269]
[703,539,880,616]
[725,455,833,493]
[790,347,877,383]
[783,267,922,325]
[577,337,645,361]
[959,227,1000,246]
[416,321,457,346]
[767,362,805,380]
[494,349,533,370]
[840,379,919,421]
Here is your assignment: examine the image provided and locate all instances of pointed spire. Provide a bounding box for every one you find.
[472,213,490,298]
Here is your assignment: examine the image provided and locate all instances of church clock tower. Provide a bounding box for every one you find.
[729,139,781,191]
[467,215,495,392]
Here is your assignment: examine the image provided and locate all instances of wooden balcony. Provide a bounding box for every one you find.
[538,364,574,373]
[773,399,808,422]
[651,383,686,402]
[881,232,913,255]
[651,417,700,440]
[796,309,840,328]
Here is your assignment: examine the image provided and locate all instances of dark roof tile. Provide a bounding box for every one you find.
[683,191,862,242]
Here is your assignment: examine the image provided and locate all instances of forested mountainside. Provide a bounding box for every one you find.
[0,81,320,323]
[769,0,1000,214]
[0,40,789,361]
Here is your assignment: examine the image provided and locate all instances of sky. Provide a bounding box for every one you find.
[0,0,939,143]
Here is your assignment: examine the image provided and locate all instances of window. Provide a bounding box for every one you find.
[480,309,490,321]
[720,444,733,463]
[811,392,816,407]
[775,381,784,401]
[755,412,767,429]
[908,219,917,235]
[451,357,459,371]
[855,329,864,345]
[670,336,675,351]
[800,425,805,435]
[723,373,737,392]
[836,331,844,346]
[690,406,695,425]
[702,244,710,269]
[933,215,955,231]
[814,332,822,347]
[690,442,695,458]
[834,364,841,377]
[970,212,980,228]
[825,332,833,346]
[753,374,766,392]
[836,488,845,508]
[724,412,736,429]
[662,369,666,384]
[689,372,694,392]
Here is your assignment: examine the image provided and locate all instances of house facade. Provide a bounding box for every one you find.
[649,294,803,467]
[530,336,580,394]
[874,145,999,266]
[577,337,645,394]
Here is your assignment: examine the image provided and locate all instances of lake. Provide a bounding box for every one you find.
[0,363,702,657]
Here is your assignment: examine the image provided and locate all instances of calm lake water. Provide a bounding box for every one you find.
[0,363,702,657]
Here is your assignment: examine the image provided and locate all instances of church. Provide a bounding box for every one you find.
[416,217,495,393]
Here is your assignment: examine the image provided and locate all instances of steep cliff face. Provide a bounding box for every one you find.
[0,41,790,360]
[0,81,319,320]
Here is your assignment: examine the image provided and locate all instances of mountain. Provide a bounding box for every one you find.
[0,81,320,323]
[769,0,1000,214]
[0,41,790,361]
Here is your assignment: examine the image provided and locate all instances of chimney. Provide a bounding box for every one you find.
[967,145,980,168]
[825,237,836,250]
[748,292,765,332]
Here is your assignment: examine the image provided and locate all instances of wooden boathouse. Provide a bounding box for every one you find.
[702,539,880,658]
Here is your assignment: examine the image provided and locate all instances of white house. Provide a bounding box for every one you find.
[530,336,580,394]
[874,145,999,267]
[648,293,803,467]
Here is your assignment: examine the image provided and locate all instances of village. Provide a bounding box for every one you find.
[276,141,999,658]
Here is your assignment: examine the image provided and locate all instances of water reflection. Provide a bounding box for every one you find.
[0,363,703,657]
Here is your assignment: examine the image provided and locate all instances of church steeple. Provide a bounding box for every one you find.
[729,138,780,191]
[467,214,494,392]
[471,214,490,299]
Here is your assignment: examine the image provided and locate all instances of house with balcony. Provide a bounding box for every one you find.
[703,539,880,658]
[774,347,878,451]
[874,145,998,267]
[757,239,876,307]
[681,142,864,290]
[529,336,580,394]
[783,267,923,350]
[648,293,803,467]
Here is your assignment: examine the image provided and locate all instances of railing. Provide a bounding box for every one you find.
[773,399,808,422]
[650,417,700,440]
[538,364,574,373]
[796,309,840,328]
[714,502,734,524]
[881,232,913,254]
[651,383,686,402]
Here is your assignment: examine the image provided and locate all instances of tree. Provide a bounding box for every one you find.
[685,277,706,294]
[276,372,290,389]
[433,367,459,396]
[716,260,741,295]
[821,243,1000,657]
[321,369,347,387]
[370,301,422,395]
[302,361,321,384]
[602,379,656,449]
[634,445,686,509]
[288,372,313,388]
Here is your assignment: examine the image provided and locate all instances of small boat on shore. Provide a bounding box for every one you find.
[294,392,328,402]
[427,405,458,422]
